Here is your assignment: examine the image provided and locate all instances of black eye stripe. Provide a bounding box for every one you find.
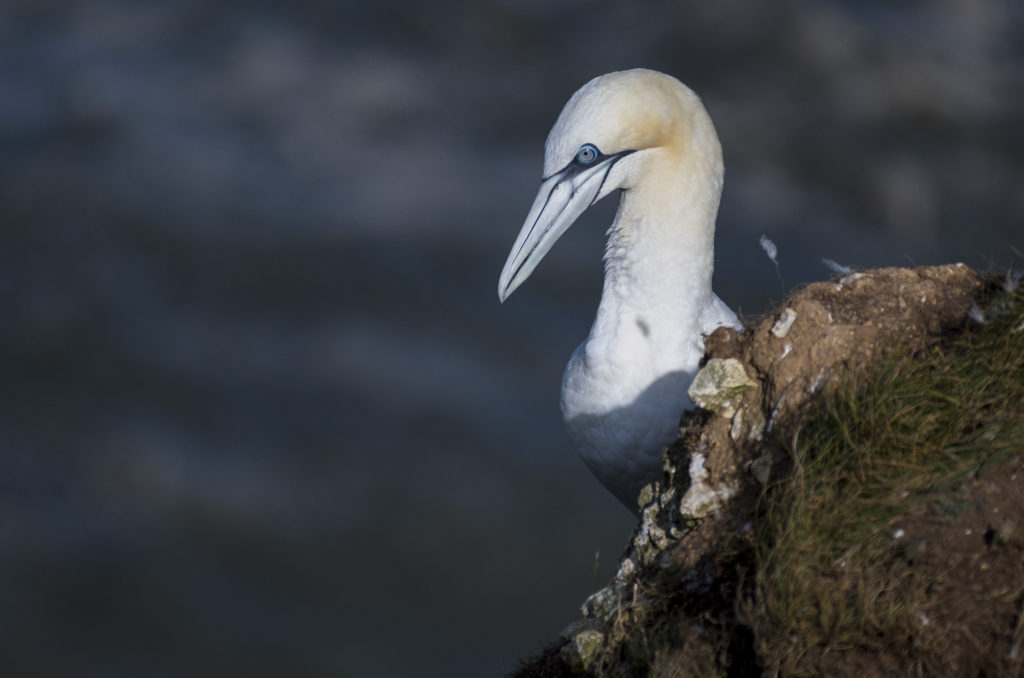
[541,147,635,182]
[589,151,634,206]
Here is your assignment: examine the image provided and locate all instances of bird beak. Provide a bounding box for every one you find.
[498,152,632,302]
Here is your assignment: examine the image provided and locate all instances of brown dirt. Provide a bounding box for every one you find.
[798,454,1024,678]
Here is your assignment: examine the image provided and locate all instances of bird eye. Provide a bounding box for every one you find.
[576,144,599,165]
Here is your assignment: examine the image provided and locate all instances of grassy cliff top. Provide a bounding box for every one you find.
[514,267,1024,677]
[753,273,1024,676]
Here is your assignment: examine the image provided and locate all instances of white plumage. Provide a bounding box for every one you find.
[499,69,740,512]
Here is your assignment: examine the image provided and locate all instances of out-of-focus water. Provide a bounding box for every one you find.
[2,1,1022,675]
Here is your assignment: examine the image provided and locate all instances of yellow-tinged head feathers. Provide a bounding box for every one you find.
[543,68,716,177]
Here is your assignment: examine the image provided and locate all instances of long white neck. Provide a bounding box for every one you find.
[580,147,723,408]
[559,146,727,509]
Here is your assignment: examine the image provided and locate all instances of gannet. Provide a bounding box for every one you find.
[498,69,741,512]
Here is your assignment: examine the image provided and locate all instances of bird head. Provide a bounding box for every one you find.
[498,69,715,302]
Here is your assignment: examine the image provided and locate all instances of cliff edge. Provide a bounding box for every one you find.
[514,264,1024,677]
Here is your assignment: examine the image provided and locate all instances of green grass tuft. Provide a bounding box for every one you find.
[751,278,1024,675]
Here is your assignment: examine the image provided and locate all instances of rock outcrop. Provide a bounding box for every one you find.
[516,263,996,677]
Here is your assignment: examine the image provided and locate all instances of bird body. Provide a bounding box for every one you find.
[499,69,740,511]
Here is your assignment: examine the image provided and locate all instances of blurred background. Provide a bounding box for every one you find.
[2,0,1022,675]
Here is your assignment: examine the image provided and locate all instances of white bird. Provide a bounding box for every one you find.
[498,69,741,512]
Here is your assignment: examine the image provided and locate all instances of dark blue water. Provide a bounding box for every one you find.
[2,1,1022,675]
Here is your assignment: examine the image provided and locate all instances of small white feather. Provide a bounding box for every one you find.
[822,258,853,275]
[967,303,987,325]
[1004,268,1022,293]
[759,235,777,264]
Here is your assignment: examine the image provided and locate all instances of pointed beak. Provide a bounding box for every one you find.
[498,152,631,302]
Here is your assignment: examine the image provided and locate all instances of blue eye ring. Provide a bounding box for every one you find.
[576,143,600,165]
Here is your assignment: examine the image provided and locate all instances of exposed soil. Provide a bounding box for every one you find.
[762,452,1024,678]
[877,457,1024,677]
